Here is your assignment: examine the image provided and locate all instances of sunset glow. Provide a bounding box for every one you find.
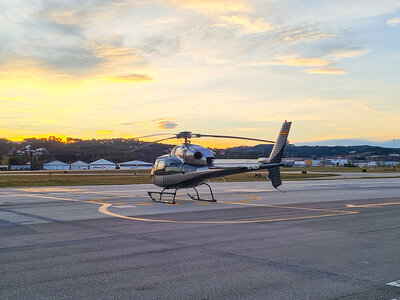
[1,0,400,147]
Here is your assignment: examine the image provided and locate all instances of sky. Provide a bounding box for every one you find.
[0,0,400,147]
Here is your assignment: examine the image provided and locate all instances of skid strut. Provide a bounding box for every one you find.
[187,182,216,202]
[148,186,180,204]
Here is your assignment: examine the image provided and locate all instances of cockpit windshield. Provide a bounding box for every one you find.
[152,156,183,175]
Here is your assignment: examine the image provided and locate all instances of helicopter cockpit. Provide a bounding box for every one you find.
[151,155,184,176]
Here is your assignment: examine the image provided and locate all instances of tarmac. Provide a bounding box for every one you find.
[1,178,400,299]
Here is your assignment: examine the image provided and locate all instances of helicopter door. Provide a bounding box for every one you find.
[154,159,166,185]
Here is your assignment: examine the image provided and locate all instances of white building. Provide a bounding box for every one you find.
[213,159,259,168]
[89,159,116,170]
[331,158,348,166]
[119,160,153,170]
[11,164,31,170]
[293,160,307,167]
[43,160,69,170]
[70,160,89,170]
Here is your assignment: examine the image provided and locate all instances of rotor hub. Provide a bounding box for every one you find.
[176,131,193,143]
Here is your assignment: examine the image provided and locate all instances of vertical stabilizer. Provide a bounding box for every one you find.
[269,121,292,163]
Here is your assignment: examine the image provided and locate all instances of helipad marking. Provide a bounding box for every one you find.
[98,203,358,224]
[5,191,359,225]
[240,195,262,202]
[346,202,400,208]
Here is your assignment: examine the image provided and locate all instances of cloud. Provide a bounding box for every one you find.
[327,49,369,60]
[104,73,153,82]
[306,67,347,75]
[254,55,330,67]
[86,39,144,64]
[97,130,115,134]
[167,0,251,14]
[218,15,271,33]
[155,119,178,129]
[45,9,82,26]
[387,17,400,26]
[253,48,368,75]
[121,118,178,130]
[274,25,336,43]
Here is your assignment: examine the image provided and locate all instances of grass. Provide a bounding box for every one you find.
[210,172,335,182]
[0,174,151,188]
[282,166,400,173]
[0,171,336,188]
[1,166,398,188]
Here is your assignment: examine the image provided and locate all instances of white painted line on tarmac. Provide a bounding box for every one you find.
[387,280,400,287]
[113,205,136,208]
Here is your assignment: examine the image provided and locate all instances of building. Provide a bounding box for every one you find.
[70,160,89,170]
[0,165,8,171]
[331,158,348,166]
[213,159,259,168]
[382,161,398,167]
[43,160,69,170]
[293,160,306,167]
[119,160,153,170]
[89,159,116,170]
[10,164,31,170]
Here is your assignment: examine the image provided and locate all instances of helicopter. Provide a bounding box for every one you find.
[134,121,292,204]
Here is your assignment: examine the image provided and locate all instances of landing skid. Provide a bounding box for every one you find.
[148,182,216,204]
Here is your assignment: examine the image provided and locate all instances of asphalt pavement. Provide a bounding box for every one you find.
[1,179,400,299]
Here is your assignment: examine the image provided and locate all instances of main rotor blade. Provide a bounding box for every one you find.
[193,134,275,144]
[130,136,177,152]
[133,133,176,140]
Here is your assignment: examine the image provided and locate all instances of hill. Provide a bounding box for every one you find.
[1,137,400,169]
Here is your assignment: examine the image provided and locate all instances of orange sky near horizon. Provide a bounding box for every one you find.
[1,0,400,147]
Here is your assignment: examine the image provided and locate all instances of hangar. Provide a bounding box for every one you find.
[10,164,31,170]
[43,160,69,170]
[89,159,116,170]
[119,160,153,170]
[70,160,89,170]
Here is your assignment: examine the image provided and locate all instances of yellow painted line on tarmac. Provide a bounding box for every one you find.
[8,193,95,204]
[241,195,262,202]
[98,203,359,224]
[135,203,153,206]
[346,202,400,208]
[220,201,355,214]
[195,202,211,205]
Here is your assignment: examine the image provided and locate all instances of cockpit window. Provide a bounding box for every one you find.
[152,156,182,175]
[157,160,166,170]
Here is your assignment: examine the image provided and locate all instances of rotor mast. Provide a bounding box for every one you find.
[176,131,192,144]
